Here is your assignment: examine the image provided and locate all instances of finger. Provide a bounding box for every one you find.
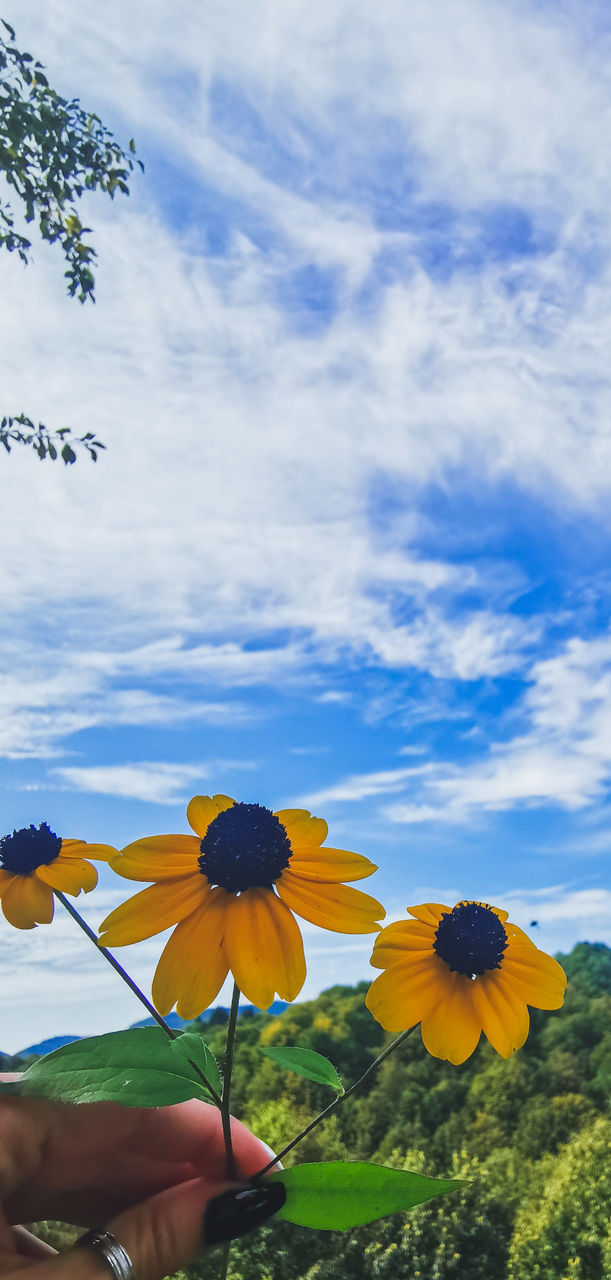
[109,1175,241,1280]
[11,1227,57,1260]
[2,1098,269,1224]
[7,1175,278,1280]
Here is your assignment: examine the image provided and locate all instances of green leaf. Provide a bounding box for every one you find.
[19,1028,213,1108]
[260,1046,343,1095]
[171,1031,222,1097]
[267,1161,465,1230]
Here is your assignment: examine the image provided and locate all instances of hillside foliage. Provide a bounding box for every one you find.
[24,942,611,1279]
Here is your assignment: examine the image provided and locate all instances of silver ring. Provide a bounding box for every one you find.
[76,1229,135,1280]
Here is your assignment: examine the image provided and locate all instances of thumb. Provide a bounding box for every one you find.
[17,1174,285,1280]
[104,1175,241,1279]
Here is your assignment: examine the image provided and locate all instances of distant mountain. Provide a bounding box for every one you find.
[130,1000,288,1030]
[129,1012,187,1031]
[16,1034,81,1059]
[13,1000,288,1059]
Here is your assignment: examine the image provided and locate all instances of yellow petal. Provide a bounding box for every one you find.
[287,844,377,883]
[275,810,328,849]
[36,857,98,895]
[277,870,384,933]
[505,920,536,946]
[224,889,306,1008]
[59,840,117,861]
[420,973,482,1064]
[490,905,509,923]
[366,956,447,1033]
[460,900,509,924]
[472,971,530,1058]
[407,903,449,927]
[0,870,16,897]
[152,889,230,1019]
[112,835,200,881]
[99,876,207,946]
[501,943,567,1009]
[186,794,235,838]
[370,919,435,969]
[1,875,54,929]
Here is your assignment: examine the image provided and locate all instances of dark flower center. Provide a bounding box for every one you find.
[433,902,508,977]
[198,803,292,894]
[0,822,62,876]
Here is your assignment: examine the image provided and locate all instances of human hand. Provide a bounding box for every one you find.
[0,1091,281,1279]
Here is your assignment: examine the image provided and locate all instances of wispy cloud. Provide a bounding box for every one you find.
[302,636,611,822]
[1,0,610,1045]
[304,765,435,807]
[500,884,611,935]
[53,759,256,804]
[3,3,610,706]
[0,647,256,758]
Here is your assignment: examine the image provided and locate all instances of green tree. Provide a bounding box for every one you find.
[0,18,142,462]
[27,943,611,1280]
[508,1119,611,1280]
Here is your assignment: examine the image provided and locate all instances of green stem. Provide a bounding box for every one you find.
[217,1240,231,1280]
[220,981,241,1180]
[54,891,223,1109]
[213,983,240,1280]
[253,1024,417,1178]
[215,984,241,1280]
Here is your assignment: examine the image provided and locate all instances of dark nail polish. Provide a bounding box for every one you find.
[204,1181,287,1245]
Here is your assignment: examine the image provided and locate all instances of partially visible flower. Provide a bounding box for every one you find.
[99,794,385,1016]
[366,900,567,1064]
[0,823,116,930]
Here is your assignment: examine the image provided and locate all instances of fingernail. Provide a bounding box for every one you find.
[203,1181,287,1245]
[258,1139,283,1170]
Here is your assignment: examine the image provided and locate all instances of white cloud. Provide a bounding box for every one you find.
[382,803,442,824]
[2,0,611,1056]
[1,0,611,845]
[305,765,435,807]
[428,636,611,815]
[54,759,256,804]
[315,691,352,705]
[303,634,611,822]
[85,638,314,687]
[501,884,611,933]
[0,645,255,758]
[10,1,611,218]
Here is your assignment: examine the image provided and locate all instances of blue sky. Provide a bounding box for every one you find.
[1,0,610,1051]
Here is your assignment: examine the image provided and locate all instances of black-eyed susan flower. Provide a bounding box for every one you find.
[366,900,566,1065]
[0,822,116,930]
[99,794,384,1016]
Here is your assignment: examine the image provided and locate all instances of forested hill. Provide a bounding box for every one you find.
[18,942,611,1278]
[196,941,610,1280]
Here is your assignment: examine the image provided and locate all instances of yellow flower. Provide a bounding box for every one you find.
[99,794,385,1016]
[366,900,567,1064]
[0,822,116,930]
